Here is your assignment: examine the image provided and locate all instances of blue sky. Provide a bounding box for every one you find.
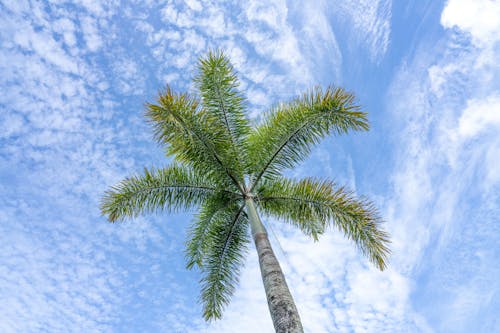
[1,0,499,332]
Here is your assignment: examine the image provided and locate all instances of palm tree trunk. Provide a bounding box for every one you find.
[245,197,304,333]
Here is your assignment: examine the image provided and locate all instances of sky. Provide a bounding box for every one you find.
[0,0,499,332]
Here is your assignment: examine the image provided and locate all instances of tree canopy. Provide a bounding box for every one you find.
[100,50,390,321]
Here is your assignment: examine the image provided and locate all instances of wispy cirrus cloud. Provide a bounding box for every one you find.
[386,0,500,331]
[327,0,392,63]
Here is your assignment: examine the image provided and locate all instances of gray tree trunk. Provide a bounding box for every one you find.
[245,197,304,333]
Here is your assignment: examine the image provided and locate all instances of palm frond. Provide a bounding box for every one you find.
[195,50,250,174]
[248,86,368,190]
[185,193,239,269]
[256,177,390,270]
[200,202,249,320]
[146,86,244,192]
[100,164,234,222]
[255,177,327,240]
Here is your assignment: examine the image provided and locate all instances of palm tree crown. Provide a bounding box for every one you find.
[100,50,390,324]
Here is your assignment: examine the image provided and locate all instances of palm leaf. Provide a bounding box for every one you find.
[195,50,250,177]
[256,177,390,270]
[200,202,249,320]
[185,193,239,269]
[146,87,244,192]
[248,86,368,191]
[100,164,235,222]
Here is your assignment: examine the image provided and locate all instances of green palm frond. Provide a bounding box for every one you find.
[185,193,239,269]
[200,202,249,320]
[247,86,368,190]
[195,50,250,175]
[100,164,234,222]
[146,87,244,192]
[256,177,390,270]
[255,177,328,240]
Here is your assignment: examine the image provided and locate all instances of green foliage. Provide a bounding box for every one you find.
[100,164,228,222]
[145,86,243,192]
[247,86,368,189]
[199,202,249,320]
[100,50,391,321]
[256,177,390,270]
[185,193,238,269]
[195,50,251,177]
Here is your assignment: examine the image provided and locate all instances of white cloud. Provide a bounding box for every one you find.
[331,0,392,63]
[185,0,203,12]
[53,17,78,47]
[13,24,79,74]
[81,16,103,52]
[455,94,500,139]
[447,94,500,187]
[0,112,25,138]
[441,0,500,45]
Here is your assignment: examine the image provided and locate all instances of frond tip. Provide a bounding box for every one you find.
[100,164,219,222]
[199,202,249,320]
[257,177,390,270]
[247,86,368,189]
[145,86,244,191]
[185,194,235,270]
[194,50,250,158]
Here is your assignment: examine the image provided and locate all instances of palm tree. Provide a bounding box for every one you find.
[100,51,390,332]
